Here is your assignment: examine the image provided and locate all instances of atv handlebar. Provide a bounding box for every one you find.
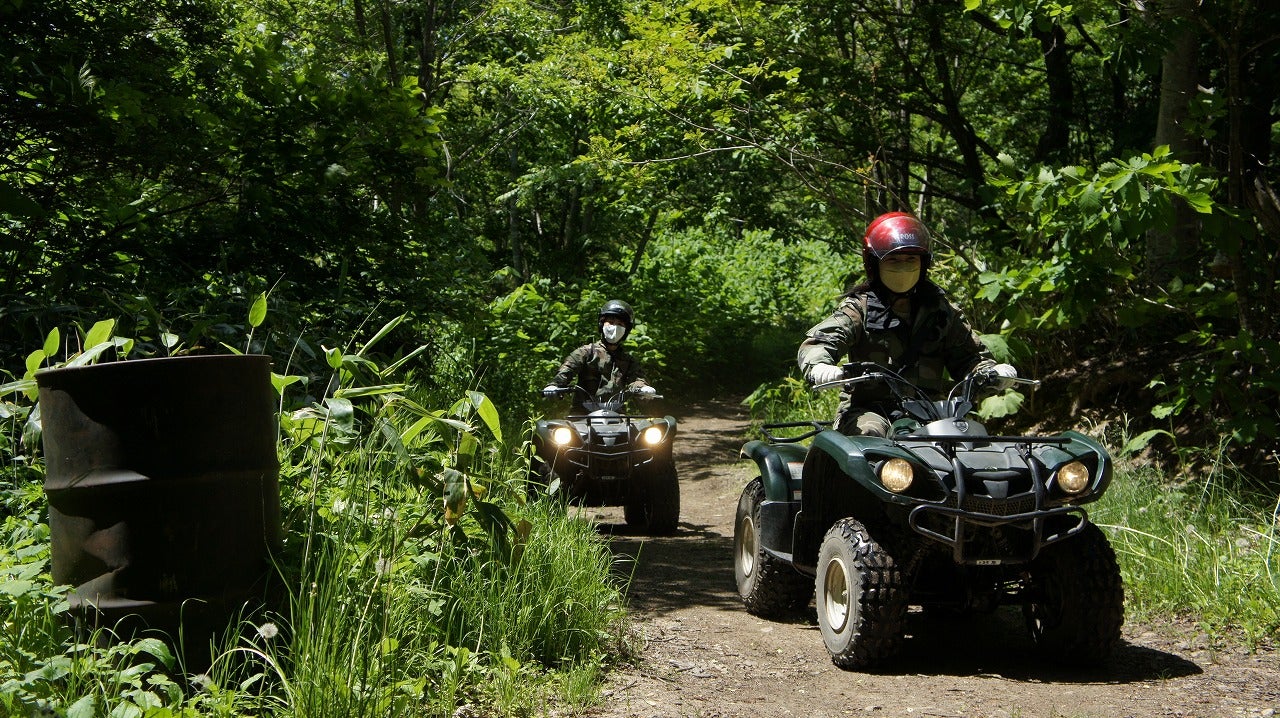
[539,385,664,400]
[813,361,1040,394]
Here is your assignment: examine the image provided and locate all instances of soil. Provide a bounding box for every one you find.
[571,399,1280,718]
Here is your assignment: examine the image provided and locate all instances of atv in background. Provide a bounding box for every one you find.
[532,385,680,535]
[734,362,1123,669]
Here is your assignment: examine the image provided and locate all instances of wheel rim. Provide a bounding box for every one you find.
[737,515,756,579]
[822,556,850,633]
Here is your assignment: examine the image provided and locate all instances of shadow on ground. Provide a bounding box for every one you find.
[597,519,1202,685]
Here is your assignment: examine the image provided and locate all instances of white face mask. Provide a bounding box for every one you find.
[601,323,626,343]
[879,256,922,294]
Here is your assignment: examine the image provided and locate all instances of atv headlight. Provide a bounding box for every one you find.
[1057,461,1090,494]
[880,458,914,493]
[641,425,665,445]
[552,426,575,446]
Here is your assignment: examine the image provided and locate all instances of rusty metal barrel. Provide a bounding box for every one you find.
[37,354,281,656]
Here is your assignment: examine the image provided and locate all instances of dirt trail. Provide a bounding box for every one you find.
[575,399,1279,718]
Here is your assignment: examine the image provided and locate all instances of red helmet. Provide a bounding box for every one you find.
[863,212,932,260]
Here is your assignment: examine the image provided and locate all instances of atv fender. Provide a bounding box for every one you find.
[741,440,807,502]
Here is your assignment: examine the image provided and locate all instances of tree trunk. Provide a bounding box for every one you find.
[1144,0,1200,288]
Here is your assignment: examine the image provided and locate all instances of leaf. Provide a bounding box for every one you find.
[442,468,467,524]
[323,345,343,369]
[249,292,268,328]
[1120,429,1172,457]
[24,349,45,379]
[84,319,116,349]
[358,314,406,357]
[467,390,503,443]
[43,327,60,358]
[66,342,114,367]
[334,383,405,399]
[66,696,97,718]
[131,637,175,670]
[455,433,479,473]
[324,397,355,433]
[270,372,305,395]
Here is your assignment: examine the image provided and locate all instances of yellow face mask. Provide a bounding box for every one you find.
[879,255,922,293]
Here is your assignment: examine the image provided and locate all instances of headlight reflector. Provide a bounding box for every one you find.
[552,426,574,446]
[1057,461,1090,494]
[642,426,665,445]
[880,458,914,493]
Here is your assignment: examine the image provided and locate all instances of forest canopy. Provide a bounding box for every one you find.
[2,0,1277,479]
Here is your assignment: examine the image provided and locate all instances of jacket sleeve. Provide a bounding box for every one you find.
[551,344,593,387]
[797,297,863,378]
[624,360,649,391]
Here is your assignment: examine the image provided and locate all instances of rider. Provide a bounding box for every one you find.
[543,299,656,409]
[797,212,1017,437]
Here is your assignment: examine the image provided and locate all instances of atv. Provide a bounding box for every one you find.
[532,385,680,534]
[734,362,1124,669]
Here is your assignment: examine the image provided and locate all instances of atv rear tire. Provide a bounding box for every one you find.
[1022,521,1124,665]
[734,478,812,617]
[816,518,907,669]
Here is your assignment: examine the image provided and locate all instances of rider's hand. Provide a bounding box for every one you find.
[992,363,1018,390]
[810,363,844,385]
[636,385,657,395]
[541,384,560,397]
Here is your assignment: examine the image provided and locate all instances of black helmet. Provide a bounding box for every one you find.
[598,299,634,328]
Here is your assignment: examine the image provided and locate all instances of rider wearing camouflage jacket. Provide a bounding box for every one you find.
[551,341,648,401]
[545,299,654,407]
[798,283,995,434]
[799,213,1009,436]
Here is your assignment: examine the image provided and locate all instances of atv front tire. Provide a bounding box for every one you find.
[625,459,680,535]
[1022,521,1124,665]
[734,478,811,617]
[816,518,907,669]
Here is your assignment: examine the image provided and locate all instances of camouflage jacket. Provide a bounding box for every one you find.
[550,341,649,403]
[797,282,994,415]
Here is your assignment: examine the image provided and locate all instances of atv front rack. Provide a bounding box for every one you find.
[760,420,832,444]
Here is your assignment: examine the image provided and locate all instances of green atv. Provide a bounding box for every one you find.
[734,362,1124,670]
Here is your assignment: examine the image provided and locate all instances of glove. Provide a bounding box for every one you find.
[810,363,844,385]
[992,363,1018,390]
[636,385,657,395]
[541,384,560,397]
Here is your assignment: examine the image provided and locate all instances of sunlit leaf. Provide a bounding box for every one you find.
[271,372,305,395]
[323,345,343,369]
[325,397,355,433]
[24,350,44,379]
[455,433,479,473]
[66,696,97,718]
[249,292,268,328]
[1120,429,1173,457]
[66,342,113,367]
[358,314,405,356]
[42,327,60,358]
[84,319,115,349]
[334,383,405,399]
[467,390,503,443]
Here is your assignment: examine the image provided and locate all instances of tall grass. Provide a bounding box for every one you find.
[0,317,632,717]
[1093,458,1280,649]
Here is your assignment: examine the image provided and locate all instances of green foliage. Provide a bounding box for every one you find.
[0,306,628,717]
[983,146,1218,333]
[1095,456,1280,649]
